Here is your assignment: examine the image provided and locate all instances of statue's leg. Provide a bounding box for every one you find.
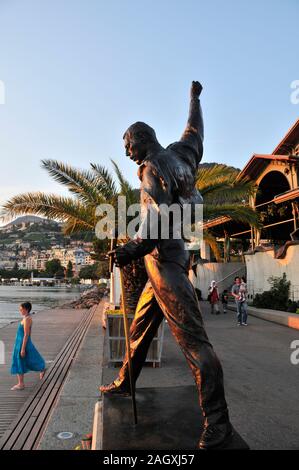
[110,280,164,390]
[147,257,229,427]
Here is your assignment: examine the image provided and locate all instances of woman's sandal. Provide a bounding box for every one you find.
[10,384,25,391]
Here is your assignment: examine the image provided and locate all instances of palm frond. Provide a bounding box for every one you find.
[196,164,256,203]
[110,159,138,205]
[90,163,118,200]
[203,230,221,261]
[41,159,103,205]
[204,203,261,228]
[203,178,256,204]
[0,192,96,234]
[196,164,237,191]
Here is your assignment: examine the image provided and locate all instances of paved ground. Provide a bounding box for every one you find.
[38,302,105,450]
[203,302,299,450]
[103,301,299,450]
[14,299,298,450]
[0,308,87,441]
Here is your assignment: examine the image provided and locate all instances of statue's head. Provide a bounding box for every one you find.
[123,121,158,165]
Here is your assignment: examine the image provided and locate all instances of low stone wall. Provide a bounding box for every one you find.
[245,244,299,301]
[228,303,299,330]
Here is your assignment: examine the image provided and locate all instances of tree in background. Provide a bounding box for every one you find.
[196,164,261,260]
[66,260,74,279]
[0,268,39,279]
[1,159,145,312]
[79,260,109,281]
[45,258,65,278]
[95,260,109,279]
[1,161,261,303]
[79,265,97,280]
[1,159,138,235]
[13,261,19,271]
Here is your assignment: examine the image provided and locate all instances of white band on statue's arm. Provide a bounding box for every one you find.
[134,199,160,242]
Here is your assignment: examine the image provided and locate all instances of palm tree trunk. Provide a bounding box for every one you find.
[121,259,148,314]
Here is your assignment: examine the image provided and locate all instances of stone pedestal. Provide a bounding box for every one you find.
[101,385,249,450]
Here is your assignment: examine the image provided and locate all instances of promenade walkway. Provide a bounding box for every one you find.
[2,300,299,450]
[0,306,93,448]
[38,301,104,450]
[99,301,299,450]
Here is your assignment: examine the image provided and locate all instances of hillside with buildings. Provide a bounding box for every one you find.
[0,216,95,276]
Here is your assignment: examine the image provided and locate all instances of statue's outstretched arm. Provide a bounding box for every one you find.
[179,81,204,166]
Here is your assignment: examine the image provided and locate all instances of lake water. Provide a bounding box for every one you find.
[0,285,83,328]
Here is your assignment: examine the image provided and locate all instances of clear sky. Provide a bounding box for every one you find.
[0,0,298,210]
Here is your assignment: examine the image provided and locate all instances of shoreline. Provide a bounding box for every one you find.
[60,285,108,310]
[0,284,107,329]
[0,284,86,329]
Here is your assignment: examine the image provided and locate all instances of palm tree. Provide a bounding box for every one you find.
[1,160,261,296]
[196,164,261,261]
[1,159,137,234]
[1,159,145,313]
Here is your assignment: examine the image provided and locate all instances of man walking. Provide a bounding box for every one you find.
[231,276,247,326]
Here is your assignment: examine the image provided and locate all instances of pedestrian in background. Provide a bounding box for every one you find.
[209,280,220,315]
[231,276,248,326]
[239,277,248,326]
[231,276,242,326]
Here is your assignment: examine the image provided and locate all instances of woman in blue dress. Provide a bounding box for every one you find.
[10,302,46,391]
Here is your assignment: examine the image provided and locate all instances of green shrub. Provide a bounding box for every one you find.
[253,273,291,311]
[286,300,298,313]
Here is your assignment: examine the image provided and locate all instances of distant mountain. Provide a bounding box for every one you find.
[198,162,241,172]
[2,216,55,229]
[0,213,94,250]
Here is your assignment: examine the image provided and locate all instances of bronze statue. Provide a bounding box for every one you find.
[100,82,233,450]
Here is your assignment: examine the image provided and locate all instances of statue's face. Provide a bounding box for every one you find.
[124,134,147,165]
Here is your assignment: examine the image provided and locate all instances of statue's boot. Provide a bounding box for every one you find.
[198,422,233,450]
[99,381,131,397]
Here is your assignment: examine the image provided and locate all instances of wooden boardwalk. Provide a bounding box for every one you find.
[0,306,95,449]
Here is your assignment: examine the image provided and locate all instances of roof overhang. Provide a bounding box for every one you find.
[237,154,298,182]
[203,216,231,230]
[272,118,299,155]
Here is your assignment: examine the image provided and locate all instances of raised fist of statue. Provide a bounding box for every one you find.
[191,81,203,98]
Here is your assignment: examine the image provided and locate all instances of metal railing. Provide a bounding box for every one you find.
[215,266,246,288]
